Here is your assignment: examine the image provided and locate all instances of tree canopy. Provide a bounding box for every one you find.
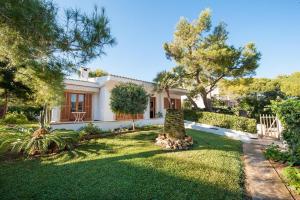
[153,69,180,108]
[0,0,116,117]
[110,83,148,129]
[277,72,300,97]
[163,8,261,110]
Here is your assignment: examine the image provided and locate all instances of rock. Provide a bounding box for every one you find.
[155,135,193,150]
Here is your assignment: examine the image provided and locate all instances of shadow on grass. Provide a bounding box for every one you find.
[0,129,244,200]
[0,149,243,200]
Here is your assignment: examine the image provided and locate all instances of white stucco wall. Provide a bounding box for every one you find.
[51,106,60,122]
[51,118,164,131]
[51,76,186,123]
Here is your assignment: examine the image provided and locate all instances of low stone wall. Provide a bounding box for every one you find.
[50,118,164,131]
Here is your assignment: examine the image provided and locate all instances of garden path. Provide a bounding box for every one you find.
[243,139,295,200]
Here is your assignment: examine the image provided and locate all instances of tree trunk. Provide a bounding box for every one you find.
[40,104,47,129]
[201,92,212,111]
[187,95,198,109]
[166,88,172,109]
[132,116,135,131]
[3,90,8,116]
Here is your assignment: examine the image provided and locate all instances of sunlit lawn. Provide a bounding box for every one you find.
[0,129,243,200]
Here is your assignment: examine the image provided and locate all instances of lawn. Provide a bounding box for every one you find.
[0,128,244,200]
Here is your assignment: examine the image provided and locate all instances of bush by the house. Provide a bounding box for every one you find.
[183,109,257,133]
[79,123,104,138]
[272,99,300,165]
[282,167,300,194]
[1,112,28,124]
[8,106,42,121]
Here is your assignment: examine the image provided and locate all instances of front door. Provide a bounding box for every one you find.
[150,97,156,118]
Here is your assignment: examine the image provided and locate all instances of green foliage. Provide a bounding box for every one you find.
[272,99,300,164]
[0,128,79,156]
[220,77,285,120]
[8,106,41,121]
[153,69,181,108]
[164,9,261,110]
[264,144,290,162]
[277,72,300,97]
[1,112,28,124]
[282,167,300,194]
[79,123,104,138]
[110,83,148,130]
[110,83,148,116]
[183,110,257,133]
[183,109,199,121]
[88,69,108,77]
[0,0,116,114]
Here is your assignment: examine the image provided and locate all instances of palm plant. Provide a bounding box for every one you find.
[0,128,79,156]
[153,69,180,109]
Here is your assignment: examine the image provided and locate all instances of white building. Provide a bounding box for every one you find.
[51,71,186,124]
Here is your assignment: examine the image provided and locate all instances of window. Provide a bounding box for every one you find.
[70,93,85,112]
[78,94,84,112]
[71,94,77,112]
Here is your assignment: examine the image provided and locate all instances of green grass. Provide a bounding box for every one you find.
[0,129,244,200]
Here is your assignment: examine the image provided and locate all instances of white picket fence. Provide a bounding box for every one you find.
[259,114,283,139]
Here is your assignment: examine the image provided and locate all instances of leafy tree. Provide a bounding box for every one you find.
[220,78,285,119]
[89,69,108,77]
[272,99,300,164]
[110,83,149,130]
[277,72,300,97]
[0,60,32,117]
[163,9,261,110]
[0,0,116,132]
[153,69,180,109]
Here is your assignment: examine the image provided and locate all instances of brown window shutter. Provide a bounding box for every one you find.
[84,93,92,121]
[115,113,144,121]
[175,99,181,110]
[60,92,71,122]
[164,98,169,109]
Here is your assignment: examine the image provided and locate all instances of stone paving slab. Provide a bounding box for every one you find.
[243,142,294,200]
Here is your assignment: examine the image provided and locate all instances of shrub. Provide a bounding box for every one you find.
[1,112,28,124]
[8,106,41,121]
[0,128,79,156]
[183,109,199,121]
[264,144,290,162]
[79,123,104,137]
[183,109,257,133]
[282,167,300,194]
[272,99,300,164]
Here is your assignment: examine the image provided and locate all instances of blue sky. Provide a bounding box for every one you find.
[54,0,300,82]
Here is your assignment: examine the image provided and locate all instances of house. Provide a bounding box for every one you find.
[51,68,186,128]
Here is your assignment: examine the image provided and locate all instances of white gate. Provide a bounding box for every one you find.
[259,114,282,139]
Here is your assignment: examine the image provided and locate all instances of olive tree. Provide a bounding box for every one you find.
[110,83,149,130]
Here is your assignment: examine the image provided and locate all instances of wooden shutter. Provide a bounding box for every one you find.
[175,99,181,110]
[115,113,144,121]
[60,92,71,122]
[164,98,170,109]
[84,93,92,121]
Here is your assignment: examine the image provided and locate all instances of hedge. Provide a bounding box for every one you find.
[183,109,257,133]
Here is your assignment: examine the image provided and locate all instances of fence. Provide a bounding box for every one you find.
[259,114,282,139]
